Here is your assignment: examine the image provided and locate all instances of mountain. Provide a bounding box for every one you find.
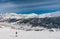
[0,11,60,30]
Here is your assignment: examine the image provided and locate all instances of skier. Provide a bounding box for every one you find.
[15,31,18,37]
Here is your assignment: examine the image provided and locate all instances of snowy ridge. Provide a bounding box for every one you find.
[0,11,60,19]
[0,11,60,31]
[0,12,52,19]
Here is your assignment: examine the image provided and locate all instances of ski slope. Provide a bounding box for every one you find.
[0,27,60,39]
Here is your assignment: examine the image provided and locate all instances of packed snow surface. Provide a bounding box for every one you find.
[0,27,60,39]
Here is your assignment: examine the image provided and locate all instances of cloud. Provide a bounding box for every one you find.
[0,3,16,9]
[0,0,60,13]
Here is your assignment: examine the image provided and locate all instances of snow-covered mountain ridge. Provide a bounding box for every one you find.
[0,11,60,20]
[0,11,60,31]
[0,11,60,19]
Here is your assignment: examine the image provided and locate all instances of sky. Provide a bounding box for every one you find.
[0,0,60,14]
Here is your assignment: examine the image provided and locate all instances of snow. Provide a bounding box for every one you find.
[0,11,60,20]
[0,11,60,39]
[0,27,60,39]
[0,20,60,39]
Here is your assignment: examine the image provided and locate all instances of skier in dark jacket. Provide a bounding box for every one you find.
[16,31,18,37]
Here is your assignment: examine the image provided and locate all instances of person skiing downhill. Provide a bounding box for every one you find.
[15,31,18,37]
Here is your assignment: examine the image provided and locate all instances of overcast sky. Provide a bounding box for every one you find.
[0,0,60,14]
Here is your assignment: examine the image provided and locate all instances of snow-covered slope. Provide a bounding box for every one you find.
[0,27,60,39]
